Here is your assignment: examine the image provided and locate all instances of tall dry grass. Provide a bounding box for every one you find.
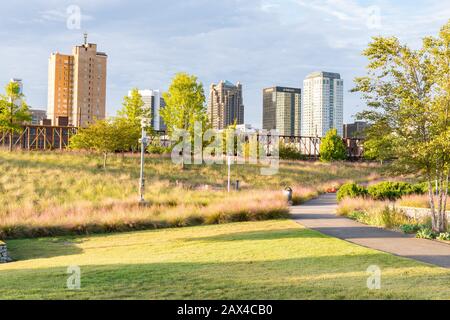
[337,197,415,229]
[398,194,450,210]
[0,150,381,239]
[0,189,291,239]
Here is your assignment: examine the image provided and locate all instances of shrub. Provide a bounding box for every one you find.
[437,233,450,241]
[367,182,425,201]
[320,129,347,162]
[416,228,437,240]
[400,224,423,234]
[279,143,307,161]
[337,183,368,202]
[147,144,171,155]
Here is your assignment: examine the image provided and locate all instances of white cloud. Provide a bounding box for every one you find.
[38,8,93,23]
[0,0,449,126]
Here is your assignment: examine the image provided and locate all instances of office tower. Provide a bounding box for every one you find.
[343,121,369,139]
[48,34,107,127]
[129,89,166,131]
[262,86,301,136]
[208,81,244,130]
[301,71,343,137]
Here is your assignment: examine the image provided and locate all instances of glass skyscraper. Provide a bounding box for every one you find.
[262,86,301,136]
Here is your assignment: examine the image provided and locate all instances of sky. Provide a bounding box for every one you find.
[0,0,449,128]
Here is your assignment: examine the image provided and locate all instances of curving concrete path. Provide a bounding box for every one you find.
[291,193,450,268]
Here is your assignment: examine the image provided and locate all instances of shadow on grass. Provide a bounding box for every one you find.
[6,238,84,261]
[185,228,327,243]
[0,254,445,299]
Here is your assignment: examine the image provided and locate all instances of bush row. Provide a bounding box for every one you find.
[337,181,427,202]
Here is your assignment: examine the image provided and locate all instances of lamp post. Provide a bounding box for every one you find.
[139,117,151,205]
[227,155,232,192]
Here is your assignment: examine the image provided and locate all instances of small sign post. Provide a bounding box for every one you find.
[227,155,232,193]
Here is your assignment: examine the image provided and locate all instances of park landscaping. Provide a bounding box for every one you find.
[1,219,450,300]
[0,150,380,239]
[336,182,450,241]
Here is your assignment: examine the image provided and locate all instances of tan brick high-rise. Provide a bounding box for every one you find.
[208,81,244,130]
[47,38,107,127]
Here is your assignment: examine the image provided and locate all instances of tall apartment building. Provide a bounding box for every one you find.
[208,81,244,130]
[301,71,343,137]
[47,36,107,127]
[129,89,166,131]
[262,86,301,136]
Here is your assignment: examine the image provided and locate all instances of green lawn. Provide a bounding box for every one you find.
[1,220,449,299]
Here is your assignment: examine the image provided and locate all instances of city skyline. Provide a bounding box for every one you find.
[1,0,449,128]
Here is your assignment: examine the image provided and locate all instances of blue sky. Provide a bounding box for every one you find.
[0,0,449,127]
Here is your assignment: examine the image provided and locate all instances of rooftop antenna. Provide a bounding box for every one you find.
[83,32,88,46]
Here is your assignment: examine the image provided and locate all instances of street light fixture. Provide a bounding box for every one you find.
[138,117,151,205]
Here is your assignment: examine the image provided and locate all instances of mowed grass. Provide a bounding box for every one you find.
[1,220,449,300]
[0,151,380,238]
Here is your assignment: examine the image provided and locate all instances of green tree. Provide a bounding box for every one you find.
[363,120,394,164]
[320,129,347,162]
[160,73,209,138]
[116,88,149,152]
[114,117,142,153]
[117,88,148,127]
[160,73,209,168]
[0,81,31,151]
[352,20,450,232]
[70,119,120,169]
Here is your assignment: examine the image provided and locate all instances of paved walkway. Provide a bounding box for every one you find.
[291,194,450,268]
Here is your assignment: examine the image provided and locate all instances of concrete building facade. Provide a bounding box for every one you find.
[129,89,166,131]
[208,81,244,130]
[47,37,107,127]
[301,71,343,137]
[29,109,47,125]
[263,86,301,136]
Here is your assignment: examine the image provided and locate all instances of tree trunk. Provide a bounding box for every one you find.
[442,172,449,232]
[433,170,448,233]
[428,179,438,232]
[8,130,12,152]
[437,172,444,232]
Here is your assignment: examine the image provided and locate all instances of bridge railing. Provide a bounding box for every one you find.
[0,125,365,159]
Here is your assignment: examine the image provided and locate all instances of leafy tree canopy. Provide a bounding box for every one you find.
[0,81,32,151]
[320,129,347,162]
[160,72,209,138]
[352,19,450,232]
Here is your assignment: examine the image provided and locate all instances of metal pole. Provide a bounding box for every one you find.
[227,155,231,192]
[139,125,146,205]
